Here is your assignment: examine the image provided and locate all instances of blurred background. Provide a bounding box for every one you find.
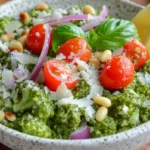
[0,0,150,5]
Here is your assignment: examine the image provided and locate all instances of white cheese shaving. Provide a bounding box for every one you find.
[56,53,66,60]
[5,20,22,33]
[57,97,93,108]
[85,106,96,121]
[35,32,40,37]
[51,83,73,100]
[88,84,104,98]
[0,85,10,98]
[2,69,14,89]
[0,41,9,53]
[11,50,38,65]
[137,72,150,85]
[122,105,129,114]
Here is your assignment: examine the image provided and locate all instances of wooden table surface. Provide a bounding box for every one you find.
[0,0,150,150]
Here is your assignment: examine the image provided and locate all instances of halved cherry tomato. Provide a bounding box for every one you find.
[44,59,78,91]
[26,24,52,55]
[123,39,149,70]
[57,37,92,62]
[99,55,134,90]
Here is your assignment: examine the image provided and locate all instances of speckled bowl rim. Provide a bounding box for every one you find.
[0,0,148,147]
[0,121,150,145]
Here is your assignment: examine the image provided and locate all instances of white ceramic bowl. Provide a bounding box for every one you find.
[0,0,148,150]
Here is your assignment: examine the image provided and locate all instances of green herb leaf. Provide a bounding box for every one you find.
[87,18,139,51]
[52,23,85,52]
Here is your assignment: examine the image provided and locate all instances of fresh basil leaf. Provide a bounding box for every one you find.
[52,23,85,52]
[85,29,98,48]
[88,18,139,51]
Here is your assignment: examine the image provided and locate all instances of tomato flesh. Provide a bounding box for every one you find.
[57,37,92,62]
[99,55,135,90]
[44,59,78,91]
[123,39,149,70]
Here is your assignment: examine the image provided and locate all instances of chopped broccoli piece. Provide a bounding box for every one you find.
[72,79,91,99]
[49,104,81,139]
[0,17,14,35]
[89,117,117,138]
[19,113,52,138]
[29,6,53,18]
[107,90,140,129]
[1,118,21,131]
[139,60,150,73]
[0,50,12,69]
[12,80,54,121]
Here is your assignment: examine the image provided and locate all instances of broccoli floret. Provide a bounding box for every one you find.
[89,116,117,138]
[29,6,53,18]
[12,80,54,121]
[0,81,13,112]
[1,118,21,131]
[49,104,82,139]
[19,113,52,138]
[0,50,12,69]
[139,60,150,73]
[107,90,140,129]
[72,79,91,99]
[0,17,14,35]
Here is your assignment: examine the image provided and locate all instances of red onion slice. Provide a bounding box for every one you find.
[14,68,26,79]
[70,126,90,140]
[81,5,109,32]
[29,24,50,80]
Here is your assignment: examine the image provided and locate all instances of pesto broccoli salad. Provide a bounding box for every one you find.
[0,3,150,140]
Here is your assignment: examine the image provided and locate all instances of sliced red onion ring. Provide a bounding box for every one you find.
[29,24,51,80]
[33,9,108,27]
[49,20,71,27]
[70,126,90,140]
[14,68,26,79]
[9,79,15,90]
[81,5,109,32]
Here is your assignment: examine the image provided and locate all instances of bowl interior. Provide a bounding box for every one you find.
[0,0,143,20]
[0,0,147,150]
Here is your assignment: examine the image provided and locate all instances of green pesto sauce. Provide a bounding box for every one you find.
[72,79,91,99]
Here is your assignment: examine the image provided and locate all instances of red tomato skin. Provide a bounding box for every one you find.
[44,59,78,91]
[57,37,92,62]
[26,24,46,54]
[123,39,149,70]
[99,55,135,90]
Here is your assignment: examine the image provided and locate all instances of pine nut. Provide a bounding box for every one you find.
[5,112,16,122]
[95,107,108,122]
[18,35,27,47]
[8,41,23,52]
[35,3,49,11]
[99,50,112,63]
[89,58,101,69]
[19,12,30,24]
[83,5,96,15]
[76,65,86,71]
[94,52,102,60]
[1,33,15,42]
[0,110,5,121]
[93,96,111,107]
[134,47,141,54]
[21,29,29,36]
